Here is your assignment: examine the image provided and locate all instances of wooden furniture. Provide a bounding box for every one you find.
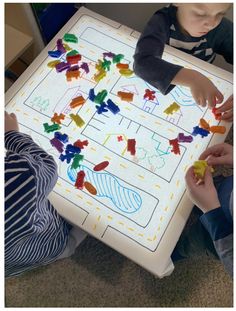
[5,24,33,68]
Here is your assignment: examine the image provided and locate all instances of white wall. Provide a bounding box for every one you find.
[85,3,233,73]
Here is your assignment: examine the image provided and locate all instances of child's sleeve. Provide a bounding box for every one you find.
[214,18,233,65]
[133,12,183,95]
[5,131,58,195]
[200,205,233,278]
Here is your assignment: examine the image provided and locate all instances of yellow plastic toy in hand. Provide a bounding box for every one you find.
[193,160,214,179]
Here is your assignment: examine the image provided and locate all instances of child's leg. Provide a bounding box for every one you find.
[214,174,233,222]
[172,215,218,261]
[57,225,88,260]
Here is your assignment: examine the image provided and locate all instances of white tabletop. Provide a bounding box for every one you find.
[5,7,233,278]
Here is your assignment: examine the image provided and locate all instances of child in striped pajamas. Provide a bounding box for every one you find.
[5,111,87,277]
[134,3,233,121]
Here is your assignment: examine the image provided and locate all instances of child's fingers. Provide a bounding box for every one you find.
[207,155,227,166]
[5,111,17,121]
[10,113,17,119]
[194,96,202,106]
[217,94,233,111]
[193,94,206,107]
[203,166,214,186]
[207,95,215,108]
[215,89,224,104]
[199,143,226,161]
[216,100,233,113]
[198,97,207,107]
[185,166,197,187]
[217,101,233,112]
[221,110,233,121]
[199,145,217,160]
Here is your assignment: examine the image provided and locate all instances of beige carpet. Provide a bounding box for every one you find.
[5,236,233,307]
[5,128,233,307]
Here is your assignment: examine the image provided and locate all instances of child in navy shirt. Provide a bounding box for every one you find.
[134,3,233,120]
[5,111,87,277]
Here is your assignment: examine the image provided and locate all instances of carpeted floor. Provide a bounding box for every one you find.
[5,236,233,307]
[5,128,233,307]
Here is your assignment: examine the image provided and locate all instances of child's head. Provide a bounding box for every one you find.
[174,3,231,37]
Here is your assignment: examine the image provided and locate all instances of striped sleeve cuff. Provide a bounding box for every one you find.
[200,207,233,241]
[5,131,32,151]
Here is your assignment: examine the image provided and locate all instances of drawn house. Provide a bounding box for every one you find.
[53,86,80,114]
[142,99,159,114]
[165,108,183,126]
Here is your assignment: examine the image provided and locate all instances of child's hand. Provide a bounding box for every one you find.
[172,69,223,108]
[5,111,19,133]
[199,143,233,167]
[189,71,223,108]
[215,94,233,122]
[185,166,220,213]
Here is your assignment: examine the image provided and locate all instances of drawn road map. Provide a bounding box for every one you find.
[5,7,233,277]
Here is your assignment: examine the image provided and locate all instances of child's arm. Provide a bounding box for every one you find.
[133,11,224,108]
[133,11,183,95]
[173,18,232,109]
[5,112,58,194]
[171,68,223,108]
[185,166,233,277]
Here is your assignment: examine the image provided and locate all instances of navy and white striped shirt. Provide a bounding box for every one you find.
[5,131,70,277]
[133,5,233,95]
